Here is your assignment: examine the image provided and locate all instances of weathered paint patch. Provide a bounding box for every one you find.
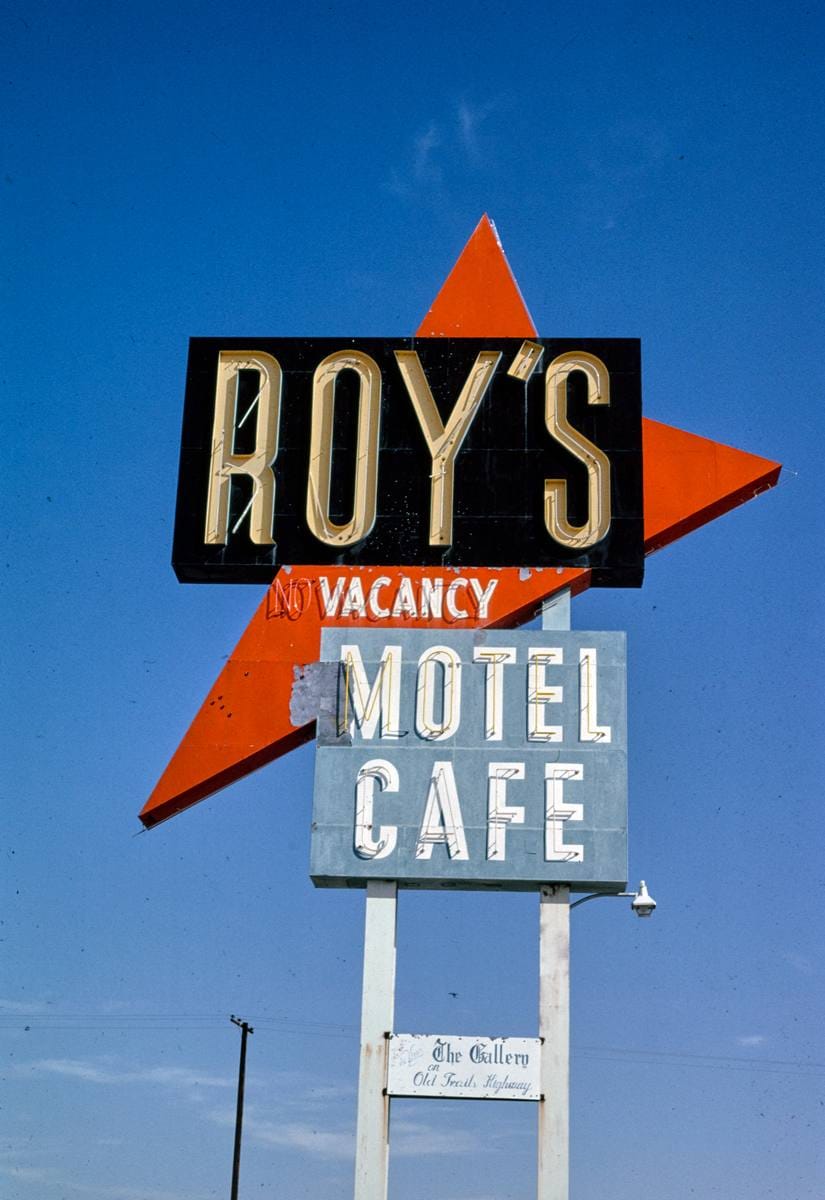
[290,661,337,729]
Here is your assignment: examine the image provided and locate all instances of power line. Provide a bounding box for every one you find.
[579,1044,825,1069]
[1,1013,821,1076]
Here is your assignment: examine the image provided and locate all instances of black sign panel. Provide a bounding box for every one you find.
[172,338,643,585]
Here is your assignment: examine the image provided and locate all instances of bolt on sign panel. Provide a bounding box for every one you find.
[173,337,643,585]
[308,628,627,892]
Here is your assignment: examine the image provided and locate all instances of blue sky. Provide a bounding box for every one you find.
[2,1,823,1197]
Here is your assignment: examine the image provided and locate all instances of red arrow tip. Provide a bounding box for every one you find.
[416,215,536,337]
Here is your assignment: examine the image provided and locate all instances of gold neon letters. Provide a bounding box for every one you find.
[205,351,282,545]
[306,351,382,546]
[394,349,501,545]
[204,344,617,551]
[544,352,611,549]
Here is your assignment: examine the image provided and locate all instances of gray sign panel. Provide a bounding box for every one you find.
[310,628,627,891]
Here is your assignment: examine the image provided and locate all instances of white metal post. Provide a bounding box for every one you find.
[354,880,397,1200]
[538,885,570,1200]
[538,593,571,1200]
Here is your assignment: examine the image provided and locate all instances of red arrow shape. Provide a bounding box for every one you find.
[140,217,779,828]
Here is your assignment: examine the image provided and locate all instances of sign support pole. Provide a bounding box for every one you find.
[538,884,570,1200]
[354,879,397,1200]
[537,592,571,1200]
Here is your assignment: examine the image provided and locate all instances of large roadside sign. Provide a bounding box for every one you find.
[139,214,783,1200]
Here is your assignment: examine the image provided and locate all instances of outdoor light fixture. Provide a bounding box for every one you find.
[630,880,656,918]
[570,880,657,917]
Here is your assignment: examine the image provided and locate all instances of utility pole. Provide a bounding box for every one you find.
[230,1015,253,1200]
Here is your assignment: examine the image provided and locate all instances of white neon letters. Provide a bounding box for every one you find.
[415,645,462,740]
[352,756,586,866]
[473,647,517,741]
[544,764,584,862]
[354,760,398,859]
[338,644,402,739]
[527,647,564,741]
[486,763,525,860]
[579,647,612,742]
[338,641,612,746]
[337,639,619,867]
[415,762,469,860]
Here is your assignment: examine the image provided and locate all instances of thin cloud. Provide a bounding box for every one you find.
[207,1106,355,1160]
[0,997,54,1014]
[413,123,443,184]
[244,1070,355,1110]
[207,1106,490,1161]
[306,1081,356,1101]
[736,1034,767,1047]
[386,122,444,198]
[390,1116,490,1157]
[385,98,498,200]
[22,1057,234,1090]
[23,1056,358,1159]
[2,1164,61,1183]
[249,1118,356,1159]
[577,118,673,230]
[80,1187,196,1200]
[4,1173,197,1200]
[0,1155,202,1200]
[456,98,497,164]
[783,951,813,974]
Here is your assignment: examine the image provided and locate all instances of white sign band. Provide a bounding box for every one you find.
[387,1034,541,1101]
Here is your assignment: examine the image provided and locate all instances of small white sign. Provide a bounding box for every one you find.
[387,1034,541,1101]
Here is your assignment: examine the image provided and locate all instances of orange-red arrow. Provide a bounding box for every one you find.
[140,216,779,828]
